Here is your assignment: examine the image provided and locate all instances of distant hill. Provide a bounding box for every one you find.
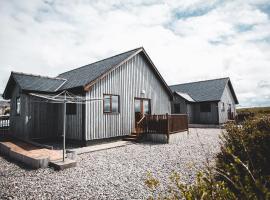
[237,107,270,115]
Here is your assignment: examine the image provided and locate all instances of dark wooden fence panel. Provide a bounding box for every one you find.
[143,115,168,134]
[0,115,10,135]
[168,114,188,133]
[138,114,188,135]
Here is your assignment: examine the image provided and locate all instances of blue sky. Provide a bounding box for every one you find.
[0,0,270,107]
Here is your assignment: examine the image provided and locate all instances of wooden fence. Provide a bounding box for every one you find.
[138,114,188,136]
[0,115,10,135]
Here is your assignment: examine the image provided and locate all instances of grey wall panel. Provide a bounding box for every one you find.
[85,53,171,140]
[171,94,187,114]
[65,103,83,140]
[219,84,237,123]
[190,102,218,124]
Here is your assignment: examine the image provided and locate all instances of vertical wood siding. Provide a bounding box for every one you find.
[9,85,29,140]
[218,84,236,123]
[9,86,82,141]
[85,53,171,140]
[171,94,187,114]
[65,104,83,140]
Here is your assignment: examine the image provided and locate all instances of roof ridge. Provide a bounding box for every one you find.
[170,77,229,87]
[58,47,143,76]
[12,71,67,81]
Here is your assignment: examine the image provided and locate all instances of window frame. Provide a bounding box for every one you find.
[200,103,211,113]
[66,103,77,115]
[134,98,151,115]
[16,96,21,115]
[103,94,120,114]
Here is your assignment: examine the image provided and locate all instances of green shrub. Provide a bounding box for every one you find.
[216,116,270,199]
[145,116,270,200]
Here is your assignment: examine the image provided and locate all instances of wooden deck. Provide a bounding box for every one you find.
[137,114,188,137]
[138,114,188,142]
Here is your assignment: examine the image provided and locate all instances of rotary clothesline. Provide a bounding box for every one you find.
[28,90,105,162]
[29,90,105,104]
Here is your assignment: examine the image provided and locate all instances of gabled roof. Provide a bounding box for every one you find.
[2,72,66,99]
[2,47,173,99]
[57,47,141,90]
[170,77,239,104]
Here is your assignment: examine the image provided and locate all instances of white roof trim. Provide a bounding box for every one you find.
[176,92,195,102]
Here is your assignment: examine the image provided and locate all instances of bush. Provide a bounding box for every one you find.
[145,116,270,200]
[216,116,270,199]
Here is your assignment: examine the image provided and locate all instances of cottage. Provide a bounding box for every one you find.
[170,78,239,125]
[2,47,173,145]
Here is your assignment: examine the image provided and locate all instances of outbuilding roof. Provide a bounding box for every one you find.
[170,77,239,104]
[2,72,66,99]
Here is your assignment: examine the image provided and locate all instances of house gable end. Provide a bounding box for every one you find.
[84,48,173,99]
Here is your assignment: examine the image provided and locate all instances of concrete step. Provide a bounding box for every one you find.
[49,158,77,171]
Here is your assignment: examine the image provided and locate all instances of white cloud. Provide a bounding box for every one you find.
[0,0,269,107]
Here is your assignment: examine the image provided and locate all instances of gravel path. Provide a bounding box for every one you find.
[0,128,222,200]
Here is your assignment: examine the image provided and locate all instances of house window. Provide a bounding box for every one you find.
[104,94,119,113]
[66,103,76,115]
[174,103,181,114]
[200,103,211,112]
[16,97,20,115]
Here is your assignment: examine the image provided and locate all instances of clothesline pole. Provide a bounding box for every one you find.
[63,92,66,162]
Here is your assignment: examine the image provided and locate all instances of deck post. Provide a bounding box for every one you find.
[166,113,169,143]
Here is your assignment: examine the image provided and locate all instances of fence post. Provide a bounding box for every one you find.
[166,113,169,143]
[186,114,189,134]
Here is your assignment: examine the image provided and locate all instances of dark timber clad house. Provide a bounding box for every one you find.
[2,47,173,144]
[170,78,239,124]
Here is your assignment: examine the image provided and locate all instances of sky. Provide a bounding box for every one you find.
[0,0,269,108]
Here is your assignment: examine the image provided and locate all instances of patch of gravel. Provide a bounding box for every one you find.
[0,128,222,200]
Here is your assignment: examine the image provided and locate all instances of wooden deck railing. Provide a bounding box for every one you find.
[168,114,188,133]
[139,113,188,135]
[0,115,10,134]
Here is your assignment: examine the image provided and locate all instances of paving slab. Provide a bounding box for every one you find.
[68,141,131,155]
[49,158,77,170]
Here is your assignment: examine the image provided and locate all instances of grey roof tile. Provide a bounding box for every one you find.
[170,78,230,102]
[57,47,141,90]
[12,72,66,92]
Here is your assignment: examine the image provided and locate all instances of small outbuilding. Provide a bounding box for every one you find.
[170,77,239,125]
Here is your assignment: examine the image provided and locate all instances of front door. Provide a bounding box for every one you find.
[134,98,151,133]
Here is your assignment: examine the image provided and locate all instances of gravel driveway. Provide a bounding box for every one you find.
[0,128,222,200]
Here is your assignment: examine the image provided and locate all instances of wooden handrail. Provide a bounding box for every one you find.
[137,115,146,125]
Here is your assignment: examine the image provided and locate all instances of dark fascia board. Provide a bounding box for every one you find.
[2,72,22,99]
[83,47,173,100]
[227,79,239,104]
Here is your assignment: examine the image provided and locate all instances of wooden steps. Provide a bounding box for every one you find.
[123,133,140,142]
